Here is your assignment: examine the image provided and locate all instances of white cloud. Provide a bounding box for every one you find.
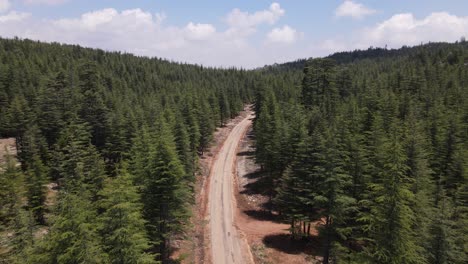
[312,12,468,57]
[23,0,68,5]
[266,25,302,44]
[224,2,285,39]
[185,22,216,40]
[0,11,30,22]
[335,0,376,19]
[0,0,10,13]
[361,12,468,47]
[54,8,119,30]
[226,2,284,28]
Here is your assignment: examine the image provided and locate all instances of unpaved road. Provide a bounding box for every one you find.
[208,113,254,264]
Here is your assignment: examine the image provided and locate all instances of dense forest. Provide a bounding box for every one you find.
[0,37,257,263]
[255,42,468,263]
[0,37,467,264]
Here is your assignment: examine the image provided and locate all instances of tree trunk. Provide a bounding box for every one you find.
[291,218,295,239]
[323,216,331,264]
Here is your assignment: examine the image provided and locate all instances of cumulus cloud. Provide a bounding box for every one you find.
[226,2,284,28]
[0,0,10,13]
[23,0,68,5]
[0,11,30,22]
[314,11,468,57]
[361,12,468,47]
[54,8,119,30]
[335,0,376,19]
[185,22,216,40]
[266,25,302,44]
[225,2,285,39]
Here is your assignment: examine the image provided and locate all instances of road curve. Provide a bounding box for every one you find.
[208,113,254,264]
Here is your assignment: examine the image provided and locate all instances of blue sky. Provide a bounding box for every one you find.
[1,0,467,68]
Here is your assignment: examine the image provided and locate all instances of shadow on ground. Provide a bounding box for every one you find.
[243,209,286,224]
[237,150,255,157]
[239,171,269,193]
[262,233,322,256]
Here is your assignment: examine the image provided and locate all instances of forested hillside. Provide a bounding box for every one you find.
[0,37,257,263]
[0,38,467,264]
[254,42,468,263]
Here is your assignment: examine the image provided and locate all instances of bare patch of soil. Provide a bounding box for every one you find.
[0,138,17,167]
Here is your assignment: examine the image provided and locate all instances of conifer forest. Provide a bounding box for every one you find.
[0,37,466,264]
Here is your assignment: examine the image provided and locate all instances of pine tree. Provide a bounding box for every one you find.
[32,193,108,264]
[78,61,109,149]
[403,108,434,260]
[16,125,49,171]
[98,166,156,264]
[301,58,338,117]
[0,88,10,136]
[274,105,323,237]
[254,89,283,204]
[173,112,195,180]
[0,154,24,230]
[182,100,201,170]
[219,92,231,126]
[36,71,70,147]
[25,154,48,224]
[140,121,190,260]
[315,125,355,264]
[198,99,215,154]
[365,122,422,264]
[8,95,34,142]
[274,110,312,237]
[129,125,153,187]
[8,208,36,264]
[104,108,132,173]
[429,192,461,264]
[51,120,106,197]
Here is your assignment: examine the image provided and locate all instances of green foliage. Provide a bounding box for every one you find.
[364,124,422,264]
[31,194,108,264]
[0,38,466,264]
[0,155,24,231]
[77,61,110,149]
[98,166,156,264]
[255,42,468,263]
[137,120,190,259]
[51,120,106,197]
[25,154,48,224]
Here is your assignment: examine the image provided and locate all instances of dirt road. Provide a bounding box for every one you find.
[208,113,254,264]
